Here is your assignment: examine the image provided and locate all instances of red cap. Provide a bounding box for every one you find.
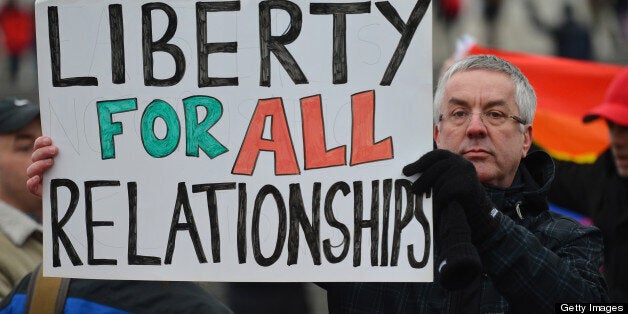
[583,67,628,126]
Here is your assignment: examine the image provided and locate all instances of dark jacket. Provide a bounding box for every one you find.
[0,274,232,314]
[324,151,608,313]
[550,148,628,301]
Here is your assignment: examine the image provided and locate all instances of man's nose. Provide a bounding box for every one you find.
[466,113,487,138]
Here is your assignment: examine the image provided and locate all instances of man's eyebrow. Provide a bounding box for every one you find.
[446,98,510,110]
[484,100,508,109]
[14,134,36,141]
[447,97,469,107]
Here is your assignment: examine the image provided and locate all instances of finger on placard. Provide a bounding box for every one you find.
[403,149,453,176]
[33,136,53,150]
[402,158,422,176]
[26,175,43,198]
[31,145,58,163]
[410,158,452,195]
[26,159,54,179]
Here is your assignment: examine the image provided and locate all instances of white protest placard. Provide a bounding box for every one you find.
[35,0,433,282]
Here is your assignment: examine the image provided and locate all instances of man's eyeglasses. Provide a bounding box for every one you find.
[439,110,526,127]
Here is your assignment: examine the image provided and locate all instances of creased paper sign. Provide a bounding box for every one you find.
[35,0,434,282]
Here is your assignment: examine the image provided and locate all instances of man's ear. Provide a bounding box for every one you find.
[434,124,440,147]
[521,125,533,158]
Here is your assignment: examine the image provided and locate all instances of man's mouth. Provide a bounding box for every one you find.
[462,148,491,158]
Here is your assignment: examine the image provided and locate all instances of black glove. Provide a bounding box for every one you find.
[403,149,498,245]
[436,201,481,290]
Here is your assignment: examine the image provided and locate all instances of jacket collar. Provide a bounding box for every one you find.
[0,200,42,246]
[483,150,555,220]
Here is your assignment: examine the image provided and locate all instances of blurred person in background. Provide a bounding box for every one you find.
[0,98,42,299]
[0,0,35,83]
[482,0,503,47]
[526,1,593,60]
[547,67,628,302]
[436,0,462,29]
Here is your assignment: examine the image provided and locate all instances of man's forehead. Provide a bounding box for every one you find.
[5,118,42,137]
[446,69,513,88]
[443,70,516,107]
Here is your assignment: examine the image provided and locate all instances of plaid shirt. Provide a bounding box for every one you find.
[324,152,608,313]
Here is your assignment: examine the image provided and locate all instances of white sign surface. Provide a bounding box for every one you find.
[35,0,434,281]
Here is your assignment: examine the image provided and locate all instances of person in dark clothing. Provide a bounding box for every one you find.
[526,1,593,60]
[225,283,311,314]
[322,55,609,312]
[482,0,503,47]
[0,270,233,314]
[547,67,628,302]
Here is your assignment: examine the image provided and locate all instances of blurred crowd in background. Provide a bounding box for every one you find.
[0,0,35,99]
[1,0,627,313]
[433,0,628,68]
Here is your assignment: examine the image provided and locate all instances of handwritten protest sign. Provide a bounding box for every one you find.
[35,0,434,281]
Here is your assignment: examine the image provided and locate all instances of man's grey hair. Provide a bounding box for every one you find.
[433,55,537,132]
